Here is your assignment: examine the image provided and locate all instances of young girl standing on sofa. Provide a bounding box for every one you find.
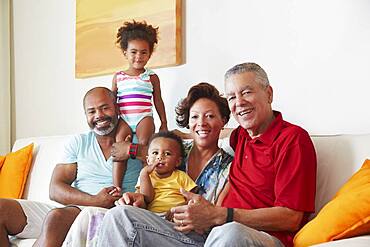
[112,20,168,190]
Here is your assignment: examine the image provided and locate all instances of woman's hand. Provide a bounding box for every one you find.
[171,188,217,234]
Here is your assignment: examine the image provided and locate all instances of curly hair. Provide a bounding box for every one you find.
[148,131,185,158]
[175,83,230,128]
[116,20,159,54]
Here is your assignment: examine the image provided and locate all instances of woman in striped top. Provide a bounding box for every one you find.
[111,20,168,190]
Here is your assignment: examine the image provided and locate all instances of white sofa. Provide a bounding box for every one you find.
[9,134,370,246]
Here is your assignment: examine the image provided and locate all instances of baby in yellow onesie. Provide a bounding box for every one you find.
[136,131,197,214]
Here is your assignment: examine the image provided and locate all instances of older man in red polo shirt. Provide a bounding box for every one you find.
[214,62,317,246]
[172,62,317,247]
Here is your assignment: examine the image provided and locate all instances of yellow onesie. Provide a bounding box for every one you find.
[136,170,197,213]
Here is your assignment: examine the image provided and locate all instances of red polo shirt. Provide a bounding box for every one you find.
[222,111,317,247]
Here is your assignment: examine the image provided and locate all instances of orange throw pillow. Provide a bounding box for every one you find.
[0,143,34,198]
[294,159,370,246]
[0,156,5,170]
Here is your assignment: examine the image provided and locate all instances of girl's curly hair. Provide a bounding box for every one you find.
[175,83,230,128]
[116,20,159,54]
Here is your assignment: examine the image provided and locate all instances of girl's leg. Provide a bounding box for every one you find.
[113,119,132,188]
[135,117,155,167]
[136,116,155,146]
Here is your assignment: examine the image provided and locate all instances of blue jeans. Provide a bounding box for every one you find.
[206,222,284,247]
[97,205,205,246]
[97,206,283,247]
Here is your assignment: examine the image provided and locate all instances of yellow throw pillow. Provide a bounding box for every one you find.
[294,159,370,247]
[0,143,34,199]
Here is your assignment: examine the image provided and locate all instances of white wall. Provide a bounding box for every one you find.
[0,0,11,153]
[12,0,370,141]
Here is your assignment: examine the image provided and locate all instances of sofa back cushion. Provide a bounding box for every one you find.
[12,135,73,206]
[311,134,370,217]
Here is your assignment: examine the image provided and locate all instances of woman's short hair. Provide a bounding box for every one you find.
[175,82,230,128]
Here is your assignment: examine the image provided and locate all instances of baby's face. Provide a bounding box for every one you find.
[147,137,181,178]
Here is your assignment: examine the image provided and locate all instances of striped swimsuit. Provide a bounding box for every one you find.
[115,69,155,132]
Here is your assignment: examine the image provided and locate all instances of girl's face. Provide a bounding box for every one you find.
[124,39,151,71]
[188,98,226,149]
[146,137,182,178]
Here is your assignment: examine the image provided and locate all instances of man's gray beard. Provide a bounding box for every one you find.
[92,123,115,136]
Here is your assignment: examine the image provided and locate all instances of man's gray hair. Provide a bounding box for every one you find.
[224,62,270,87]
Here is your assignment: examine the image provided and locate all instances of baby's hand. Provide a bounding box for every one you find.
[108,186,122,196]
[165,210,174,222]
[145,163,157,174]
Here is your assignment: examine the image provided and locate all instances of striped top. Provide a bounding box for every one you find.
[115,69,155,132]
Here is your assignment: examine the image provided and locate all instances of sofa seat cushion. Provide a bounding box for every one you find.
[9,237,36,247]
[311,235,370,247]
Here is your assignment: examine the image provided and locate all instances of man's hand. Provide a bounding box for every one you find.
[115,192,147,208]
[171,188,216,234]
[111,135,131,161]
[93,186,122,208]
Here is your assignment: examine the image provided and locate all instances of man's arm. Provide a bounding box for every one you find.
[111,137,148,162]
[214,205,303,232]
[49,163,120,208]
[172,190,303,233]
